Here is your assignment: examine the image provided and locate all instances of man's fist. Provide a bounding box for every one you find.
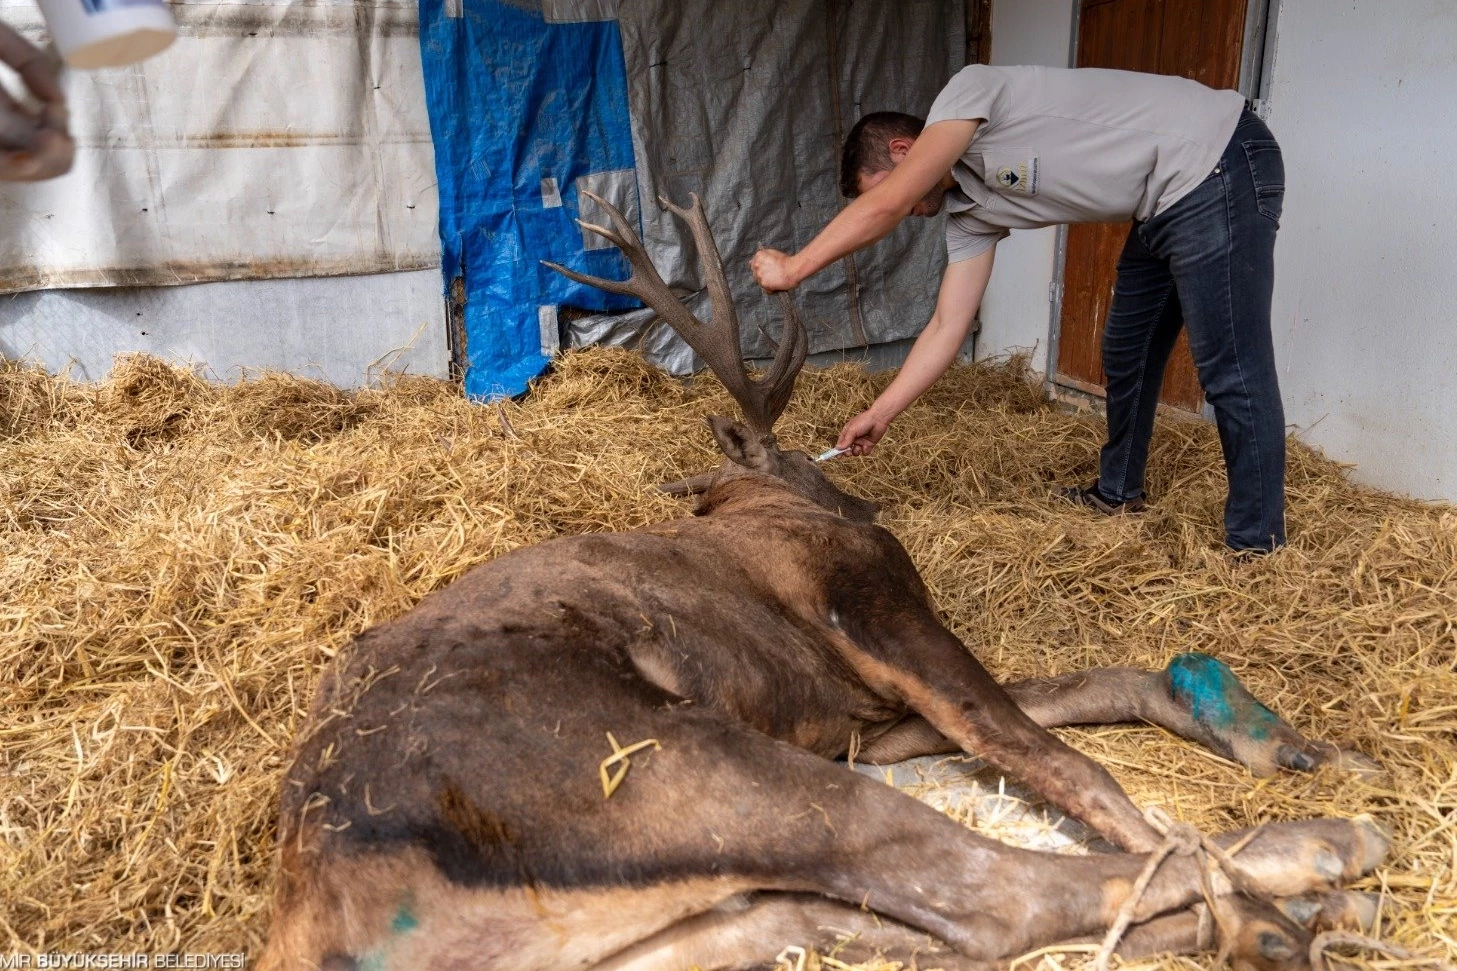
[0,22,74,181]
[750,247,800,293]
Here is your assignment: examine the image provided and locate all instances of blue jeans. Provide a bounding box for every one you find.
[1097,109,1287,552]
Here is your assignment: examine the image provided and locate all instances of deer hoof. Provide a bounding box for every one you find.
[1278,891,1380,934]
[1219,896,1314,971]
[1353,816,1393,874]
[1165,653,1382,779]
[1212,818,1389,897]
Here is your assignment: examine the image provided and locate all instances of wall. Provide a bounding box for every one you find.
[1264,0,1457,501]
[975,0,1077,375]
[0,271,448,388]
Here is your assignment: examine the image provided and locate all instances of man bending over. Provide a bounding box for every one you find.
[751,64,1287,554]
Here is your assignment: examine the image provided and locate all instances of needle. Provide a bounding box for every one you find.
[815,446,848,463]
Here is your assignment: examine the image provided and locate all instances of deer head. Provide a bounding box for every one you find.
[543,191,877,522]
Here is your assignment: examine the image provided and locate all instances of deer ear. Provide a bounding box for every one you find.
[706,415,779,474]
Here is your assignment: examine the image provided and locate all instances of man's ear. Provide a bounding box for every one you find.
[887,135,916,162]
[706,415,779,474]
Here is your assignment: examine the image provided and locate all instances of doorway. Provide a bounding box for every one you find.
[1052,0,1272,412]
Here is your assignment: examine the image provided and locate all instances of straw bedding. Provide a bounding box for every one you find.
[1,349,1453,968]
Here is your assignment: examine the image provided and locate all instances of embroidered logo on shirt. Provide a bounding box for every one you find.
[995,157,1039,196]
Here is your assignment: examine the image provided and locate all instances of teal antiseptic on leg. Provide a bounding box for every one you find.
[1167,652,1279,741]
[1166,651,1370,777]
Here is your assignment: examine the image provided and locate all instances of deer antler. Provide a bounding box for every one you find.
[543,190,807,444]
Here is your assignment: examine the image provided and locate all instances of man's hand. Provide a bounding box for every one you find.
[750,248,801,293]
[0,22,74,181]
[836,409,892,456]
[827,248,996,459]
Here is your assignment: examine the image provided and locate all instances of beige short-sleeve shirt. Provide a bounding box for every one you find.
[926,65,1245,262]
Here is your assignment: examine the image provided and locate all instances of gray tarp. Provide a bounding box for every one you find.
[563,0,966,373]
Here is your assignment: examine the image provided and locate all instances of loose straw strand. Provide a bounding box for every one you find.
[1309,932,1454,971]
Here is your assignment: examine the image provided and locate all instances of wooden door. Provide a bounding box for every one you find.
[1055,0,1250,412]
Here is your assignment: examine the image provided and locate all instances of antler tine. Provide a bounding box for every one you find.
[655,194,760,428]
[541,190,705,339]
[547,190,809,443]
[580,188,642,249]
[657,193,809,441]
[758,291,809,429]
[658,193,741,354]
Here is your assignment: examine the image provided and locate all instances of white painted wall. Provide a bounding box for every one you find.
[982,0,1457,501]
[974,0,1077,376]
[0,271,449,388]
[1264,0,1457,501]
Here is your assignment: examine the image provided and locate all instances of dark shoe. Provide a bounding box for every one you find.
[1057,482,1147,515]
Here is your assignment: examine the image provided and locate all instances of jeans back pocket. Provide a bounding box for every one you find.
[1242,138,1285,225]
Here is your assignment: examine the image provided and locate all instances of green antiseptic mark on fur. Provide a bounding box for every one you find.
[1168,652,1281,740]
[392,904,419,934]
[357,904,419,971]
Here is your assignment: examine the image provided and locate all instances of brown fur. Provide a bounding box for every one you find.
[259,428,1387,971]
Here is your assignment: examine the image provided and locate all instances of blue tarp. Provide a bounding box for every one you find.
[419,0,641,398]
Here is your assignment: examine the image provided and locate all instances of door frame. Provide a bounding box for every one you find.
[1043,0,1281,404]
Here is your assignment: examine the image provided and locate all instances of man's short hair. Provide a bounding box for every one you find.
[839,111,926,198]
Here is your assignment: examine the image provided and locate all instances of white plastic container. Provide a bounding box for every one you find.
[34,0,175,70]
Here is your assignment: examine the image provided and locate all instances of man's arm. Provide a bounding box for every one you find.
[751,119,978,292]
[836,245,996,455]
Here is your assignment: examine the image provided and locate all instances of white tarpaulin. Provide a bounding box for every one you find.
[0,0,440,293]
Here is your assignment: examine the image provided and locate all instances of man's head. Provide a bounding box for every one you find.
[839,111,955,216]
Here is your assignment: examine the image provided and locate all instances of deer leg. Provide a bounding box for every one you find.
[1277,891,1380,934]
[587,714,1383,965]
[839,609,1166,852]
[586,712,1190,959]
[1001,654,1381,778]
[855,713,960,763]
[590,879,1382,971]
[1099,908,1210,961]
[589,891,987,971]
[857,656,1378,779]
[1071,895,1310,965]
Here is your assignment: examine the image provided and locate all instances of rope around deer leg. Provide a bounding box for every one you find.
[1135,813,1454,971]
[1093,811,1202,971]
[1094,807,1280,971]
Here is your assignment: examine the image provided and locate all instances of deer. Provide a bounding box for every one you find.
[258,192,1388,971]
